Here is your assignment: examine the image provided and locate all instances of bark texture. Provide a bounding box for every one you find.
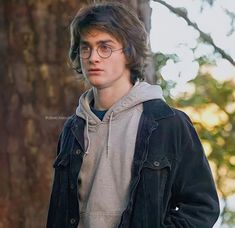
[0,0,153,227]
[0,1,86,227]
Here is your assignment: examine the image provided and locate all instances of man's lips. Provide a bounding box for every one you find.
[88,68,103,75]
[88,68,103,72]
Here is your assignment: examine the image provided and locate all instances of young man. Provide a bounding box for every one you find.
[47,2,220,228]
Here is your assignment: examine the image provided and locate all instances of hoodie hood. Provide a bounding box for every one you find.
[76,81,164,155]
[76,81,164,123]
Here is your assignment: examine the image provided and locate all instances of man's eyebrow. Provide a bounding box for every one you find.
[80,39,116,45]
[97,40,116,45]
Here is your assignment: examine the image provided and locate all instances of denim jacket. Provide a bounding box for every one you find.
[47,99,220,228]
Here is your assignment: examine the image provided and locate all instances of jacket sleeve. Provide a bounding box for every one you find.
[46,132,62,228]
[167,111,220,228]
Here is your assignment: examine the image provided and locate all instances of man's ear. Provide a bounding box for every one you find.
[123,47,131,55]
[123,46,131,65]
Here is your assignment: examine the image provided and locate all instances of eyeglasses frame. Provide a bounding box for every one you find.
[77,45,124,59]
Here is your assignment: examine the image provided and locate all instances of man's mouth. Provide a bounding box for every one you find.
[88,68,104,75]
[88,68,103,72]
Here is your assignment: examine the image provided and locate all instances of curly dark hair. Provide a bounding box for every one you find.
[69,1,150,84]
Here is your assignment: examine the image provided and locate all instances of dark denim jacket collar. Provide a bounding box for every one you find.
[143,99,175,121]
[71,117,85,152]
[70,99,175,151]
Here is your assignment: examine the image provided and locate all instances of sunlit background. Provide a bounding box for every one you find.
[150,0,235,227]
[150,0,235,95]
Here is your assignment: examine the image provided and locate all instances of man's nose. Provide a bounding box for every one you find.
[89,49,100,63]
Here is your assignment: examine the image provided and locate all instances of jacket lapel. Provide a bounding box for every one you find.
[71,116,86,152]
[143,99,175,121]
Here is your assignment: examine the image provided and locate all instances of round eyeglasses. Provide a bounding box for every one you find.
[78,44,124,59]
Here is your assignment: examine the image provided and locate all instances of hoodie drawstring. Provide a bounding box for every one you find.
[107,111,114,157]
[84,115,90,156]
[85,112,113,157]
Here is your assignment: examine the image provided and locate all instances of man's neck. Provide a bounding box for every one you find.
[92,82,133,110]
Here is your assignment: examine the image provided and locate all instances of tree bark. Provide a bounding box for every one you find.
[0,1,85,227]
[0,1,154,227]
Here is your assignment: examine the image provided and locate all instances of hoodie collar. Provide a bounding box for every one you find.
[71,99,175,144]
[76,81,166,123]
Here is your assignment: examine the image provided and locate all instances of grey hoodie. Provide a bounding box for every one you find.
[76,82,164,228]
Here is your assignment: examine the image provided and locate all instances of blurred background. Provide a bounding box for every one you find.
[0,0,234,227]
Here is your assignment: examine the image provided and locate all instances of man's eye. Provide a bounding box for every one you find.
[99,45,111,53]
[80,46,90,52]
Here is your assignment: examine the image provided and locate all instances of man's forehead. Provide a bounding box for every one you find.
[80,28,120,44]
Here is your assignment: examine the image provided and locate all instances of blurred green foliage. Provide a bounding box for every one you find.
[154,52,235,226]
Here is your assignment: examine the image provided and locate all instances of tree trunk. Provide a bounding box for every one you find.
[0,1,154,227]
[0,1,86,227]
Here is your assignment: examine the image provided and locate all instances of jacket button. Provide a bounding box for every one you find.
[153,161,160,167]
[70,218,76,224]
[75,149,81,155]
[70,183,75,190]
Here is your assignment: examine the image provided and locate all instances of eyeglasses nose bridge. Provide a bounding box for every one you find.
[88,47,101,60]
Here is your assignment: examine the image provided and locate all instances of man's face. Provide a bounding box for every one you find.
[80,28,131,90]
